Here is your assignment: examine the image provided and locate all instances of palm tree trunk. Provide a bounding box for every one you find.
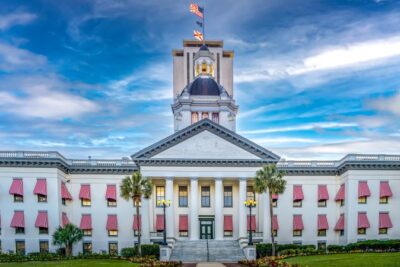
[66,244,72,257]
[136,199,142,256]
[269,191,276,256]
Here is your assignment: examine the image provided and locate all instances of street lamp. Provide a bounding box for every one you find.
[157,199,171,245]
[244,199,257,246]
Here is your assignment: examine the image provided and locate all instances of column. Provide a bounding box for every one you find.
[165,177,175,239]
[215,178,223,240]
[190,177,199,240]
[238,178,247,239]
[262,192,271,243]
[141,196,151,244]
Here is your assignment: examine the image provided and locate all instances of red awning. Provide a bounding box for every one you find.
[293,185,304,201]
[380,181,392,198]
[247,215,256,231]
[224,215,233,231]
[293,215,304,230]
[379,213,393,229]
[79,184,91,200]
[335,184,345,201]
[156,214,165,231]
[179,215,188,231]
[106,215,118,231]
[334,214,345,231]
[318,214,329,230]
[358,212,370,228]
[35,211,48,228]
[62,212,69,227]
[106,185,117,200]
[80,214,92,230]
[318,185,329,201]
[33,179,47,196]
[133,215,141,230]
[61,183,72,200]
[9,179,23,196]
[272,215,279,230]
[358,181,371,197]
[272,194,279,200]
[10,211,25,228]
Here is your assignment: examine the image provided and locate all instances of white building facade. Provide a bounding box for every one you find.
[0,40,399,255]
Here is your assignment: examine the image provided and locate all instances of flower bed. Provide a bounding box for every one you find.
[239,256,301,267]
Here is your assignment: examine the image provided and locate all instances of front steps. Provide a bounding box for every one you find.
[169,240,246,262]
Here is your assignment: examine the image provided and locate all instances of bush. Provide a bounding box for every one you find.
[121,247,139,258]
[327,245,345,252]
[256,243,317,258]
[141,244,160,259]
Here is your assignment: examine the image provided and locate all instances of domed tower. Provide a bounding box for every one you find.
[171,41,238,132]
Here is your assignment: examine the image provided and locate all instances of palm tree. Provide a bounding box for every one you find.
[254,164,286,256]
[52,223,83,257]
[120,171,153,254]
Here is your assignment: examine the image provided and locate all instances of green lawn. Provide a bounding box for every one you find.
[0,259,138,267]
[284,252,400,267]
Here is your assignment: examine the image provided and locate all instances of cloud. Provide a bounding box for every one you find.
[250,137,318,145]
[0,42,47,71]
[0,12,36,30]
[368,92,400,116]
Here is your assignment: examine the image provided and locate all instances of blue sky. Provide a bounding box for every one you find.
[0,0,399,160]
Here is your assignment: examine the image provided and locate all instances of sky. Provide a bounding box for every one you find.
[0,0,400,160]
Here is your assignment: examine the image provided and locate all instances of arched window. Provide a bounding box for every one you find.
[191,112,199,124]
[212,113,219,123]
[202,63,207,73]
[202,112,209,119]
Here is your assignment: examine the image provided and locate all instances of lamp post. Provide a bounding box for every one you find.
[244,199,257,246]
[157,199,171,246]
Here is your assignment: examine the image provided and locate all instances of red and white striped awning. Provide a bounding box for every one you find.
[380,181,392,198]
[105,185,117,201]
[10,211,24,228]
[35,211,48,228]
[318,185,329,201]
[224,215,233,231]
[179,215,188,231]
[379,213,393,229]
[272,215,279,231]
[293,185,304,201]
[106,215,118,231]
[293,215,304,230]
[335,184,345,201]
[133,215,141,231]
[79,184,91,200]
[358,212,370,228]
[317,214,329,230]
[33,179,47,196]
[62,212,70,227]
[247,215,256,231]
[156,214,165,231]
[358,181,371,197]
[61,183,72,200]
[80,214,92,230]
[334,214,345,231]
[9,179,23,196]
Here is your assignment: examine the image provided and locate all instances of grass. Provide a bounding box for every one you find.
[284,252,400,267]
[0,259,138,267]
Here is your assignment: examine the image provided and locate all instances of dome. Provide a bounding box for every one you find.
[189,77,220,96]
[199,45,209,51]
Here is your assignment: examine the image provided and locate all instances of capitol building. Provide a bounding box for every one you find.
[0,40,399,258]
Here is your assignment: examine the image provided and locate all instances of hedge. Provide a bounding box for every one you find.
[256,243,315,258]
[121,244,160,259]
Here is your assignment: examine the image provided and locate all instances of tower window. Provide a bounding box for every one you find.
[202,63,207,73]
[191,112,199,124]
[202,112,209,119]
[212,113,219,123]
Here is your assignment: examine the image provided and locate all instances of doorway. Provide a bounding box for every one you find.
[199,218,214,239]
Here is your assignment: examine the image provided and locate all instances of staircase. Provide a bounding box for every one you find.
[169,240,245,262]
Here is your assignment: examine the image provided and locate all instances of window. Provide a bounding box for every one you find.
[224,186,233,207]
[340,200,345,206]
[178,186,188,207]
[293,230,302,237]
[14,195,23,202]
[156,186,165,207]
[134,230,139,237]
[81,199,91,207]
[15,240,25,255]
[212,113,219,123]
[318,230,326,236]
[202,112,209,119]
[15,227,25,234]
[247,186,255,201]
[293,200,302,207]
[273,230,278,237]
[318,200,327,207]
[83,230,92,236]
[37,194,47,203]
[201,186,210,207]
[340,230,344,236]
[39,227,48,235]
[108,230,118,236]
[380,197,388,204]
[318,242,326,251]
[358,196,367,204]
[358,228,366,235]
[83,242,92,254]
[107,199,117,207]
[62,198,66,205]
[39,240,49,253]
[224,231,233,237]
[109,242,118,255]
[272,199,278,207]
[133,199,141,207]
[191,112,199,124]
[179,231,188,237]
[379,228,388,235]
[202,63,207,73]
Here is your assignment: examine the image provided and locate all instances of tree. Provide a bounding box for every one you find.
[120,171,153,254]
[254,164,286,256]
[52,223,83,257]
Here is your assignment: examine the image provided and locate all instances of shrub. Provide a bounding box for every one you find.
[256,243,317,258]
[121,247,139,258]
[141,244,160,259]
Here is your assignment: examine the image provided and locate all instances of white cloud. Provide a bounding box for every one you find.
[250,137,318,145]
[368,92,400,116]
[0,12,36,30]
[0,42,47,71]
[240,122,358,135]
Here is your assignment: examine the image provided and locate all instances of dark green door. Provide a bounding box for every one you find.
[200,219,213,239]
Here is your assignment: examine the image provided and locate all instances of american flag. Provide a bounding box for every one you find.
[193,30,204,41]
[190,3,203,18]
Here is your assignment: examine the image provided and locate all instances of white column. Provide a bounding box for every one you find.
[190,177,199,240]
[165,177,175,239]
[238,178,247,239]
[215,178,223,240]
[141,197,151,244]
[262,192,271,243]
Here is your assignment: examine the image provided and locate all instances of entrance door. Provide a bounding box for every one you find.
[200,219,214,239]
